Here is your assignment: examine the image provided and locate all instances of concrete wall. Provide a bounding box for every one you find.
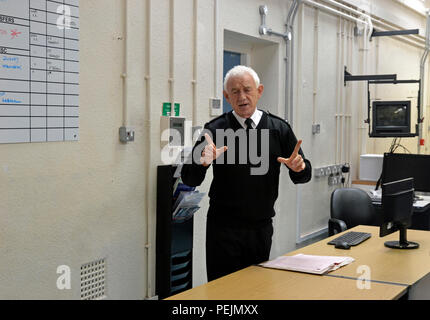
[0,0,428,299]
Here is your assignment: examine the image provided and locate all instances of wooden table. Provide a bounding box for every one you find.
[167,225,430,300]
[167,265,406,300]
[295,225,430,287]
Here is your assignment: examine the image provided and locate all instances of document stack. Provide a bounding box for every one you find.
[259,254,354,275]
[172,179,205,222]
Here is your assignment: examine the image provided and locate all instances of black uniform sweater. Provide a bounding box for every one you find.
[181,110,312,226]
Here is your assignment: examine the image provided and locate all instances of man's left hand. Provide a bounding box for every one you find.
[277,140,306,172]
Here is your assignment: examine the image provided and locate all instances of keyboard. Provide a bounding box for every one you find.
[328,231,372,246]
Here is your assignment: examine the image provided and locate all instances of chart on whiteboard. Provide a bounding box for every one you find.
[0,0,79,143]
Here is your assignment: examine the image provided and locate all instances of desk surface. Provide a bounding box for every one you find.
[167,225,429,300]
[167,265,406,300]
[296,225,430,286]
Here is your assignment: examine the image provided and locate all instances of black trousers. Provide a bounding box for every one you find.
[206,215,273,282]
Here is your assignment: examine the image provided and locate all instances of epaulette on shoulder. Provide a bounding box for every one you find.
[265,110,289,124]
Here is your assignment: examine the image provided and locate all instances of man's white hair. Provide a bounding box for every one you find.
[223,65,260,91]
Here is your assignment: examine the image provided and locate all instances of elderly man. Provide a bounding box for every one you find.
[181,65,312,281]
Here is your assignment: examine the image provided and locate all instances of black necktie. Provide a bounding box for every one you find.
[245,118,253,130]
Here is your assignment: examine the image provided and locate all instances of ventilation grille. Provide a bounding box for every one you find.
[80,258,106,300]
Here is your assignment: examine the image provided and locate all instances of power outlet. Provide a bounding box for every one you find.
[328,173,343,186]
[314,167,325,177]
[315,164,344,179]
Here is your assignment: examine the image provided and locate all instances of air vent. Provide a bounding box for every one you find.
[80,258,106,300]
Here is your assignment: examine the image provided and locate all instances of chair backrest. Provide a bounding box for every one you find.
[330,188,376,229]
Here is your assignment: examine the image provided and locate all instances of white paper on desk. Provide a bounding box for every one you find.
[259,254,355,275]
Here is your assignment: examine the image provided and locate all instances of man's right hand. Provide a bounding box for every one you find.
[200,133,228,167]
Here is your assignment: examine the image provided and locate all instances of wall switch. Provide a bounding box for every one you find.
[119,126,135,143]
[328,174,342,186]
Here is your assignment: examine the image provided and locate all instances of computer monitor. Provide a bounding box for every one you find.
[371,100,411,137]
[380,177,419,249]
[381,152,430,193]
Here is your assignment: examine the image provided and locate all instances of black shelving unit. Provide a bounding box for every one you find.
[156,165,194,299]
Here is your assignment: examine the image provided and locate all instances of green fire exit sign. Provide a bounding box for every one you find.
[162,102,180,116]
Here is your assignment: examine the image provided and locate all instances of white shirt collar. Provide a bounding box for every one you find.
[232,109,263,129]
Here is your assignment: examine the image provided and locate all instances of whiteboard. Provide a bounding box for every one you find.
[0,0,79,143]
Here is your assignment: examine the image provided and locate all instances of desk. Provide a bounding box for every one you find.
[292,225,430,294]
[167,225,430,300]
[167,265,405,300]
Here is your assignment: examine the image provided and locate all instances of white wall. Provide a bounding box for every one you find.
[0,0,428,299]
[0,0,148,299]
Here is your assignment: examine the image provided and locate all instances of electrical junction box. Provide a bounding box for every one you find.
[160,116,186,165]
[210,98,222,116]
[160,116,186,148]
[119,126,135,143]
[359,154,383,181]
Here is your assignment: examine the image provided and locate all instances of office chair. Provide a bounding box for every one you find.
[328,188,377,236]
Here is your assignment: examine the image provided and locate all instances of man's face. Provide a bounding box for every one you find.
[223,72,264,119]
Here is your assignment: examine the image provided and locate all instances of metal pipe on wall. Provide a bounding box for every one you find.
[312,8,319,129]
[214,0,219,102]
[418,13,430,153]
[343,21,352,166]
[340,19,346,163]
[301,0,369,26]
[285,0,300,123]
[288,2,300,125]
[121,0,129,127]
[360,16,369,158]
[336,18,348,165]
[320,0,373,41]
[342,21,352,164]
[288,0,300,124]
[294,1,303,244]
[346,22,354,168]
[144,0,153,300]
[312,7,318,126]
[192,0,198,126]
[169,0,175,106]
[335,17,341,164]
